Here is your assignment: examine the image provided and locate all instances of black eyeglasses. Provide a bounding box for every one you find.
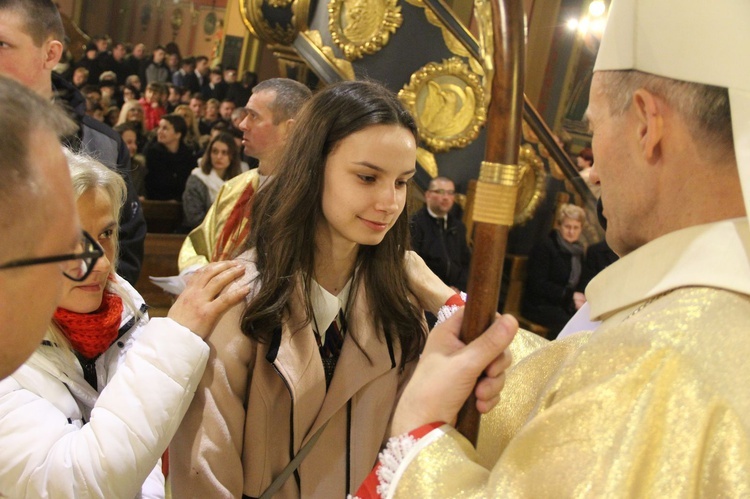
[0,231,104,282]
[429,189,456,196]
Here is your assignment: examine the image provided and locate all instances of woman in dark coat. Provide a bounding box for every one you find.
[522,203,587,339]
[143,114,196,201]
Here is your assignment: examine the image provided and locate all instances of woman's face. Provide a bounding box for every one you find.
[559,216,583,244]
[205,102,219,120]
[210,140,231,174]
[175,108,193,127]
[121,129,138,158]
[319,124,416,249]
[58,188,116,314]
[157,119,181,147]
[126,106,143,123]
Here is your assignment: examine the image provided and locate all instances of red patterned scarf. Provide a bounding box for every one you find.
[213,182,255,262]
[53,292,124,360]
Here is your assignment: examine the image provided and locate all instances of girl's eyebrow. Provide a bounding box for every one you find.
[356,161,416,176]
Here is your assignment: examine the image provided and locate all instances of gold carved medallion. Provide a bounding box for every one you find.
[399,57,486,153]
[328,0,402,60]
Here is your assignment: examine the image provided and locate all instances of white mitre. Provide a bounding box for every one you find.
[594,0,750,221]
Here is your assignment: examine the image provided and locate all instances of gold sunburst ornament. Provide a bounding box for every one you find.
[328,0,402,60]
[399,57,486,153]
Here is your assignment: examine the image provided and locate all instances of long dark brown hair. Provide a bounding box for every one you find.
[199,132,241,179]
[241,80,426,368]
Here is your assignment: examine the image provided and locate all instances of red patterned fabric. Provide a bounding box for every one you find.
[53,292,123,359]
[352,421,445,498]
[213,182,255,262]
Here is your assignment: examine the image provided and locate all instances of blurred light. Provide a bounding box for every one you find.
[567,18,579,31]
[591,18,606,34]
[578,17,590,34]
[589,0,606,17]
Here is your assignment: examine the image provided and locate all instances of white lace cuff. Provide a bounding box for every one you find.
[435,291,467,325]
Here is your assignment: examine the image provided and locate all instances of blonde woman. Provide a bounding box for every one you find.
[521,203,587,338]
[0,150,247,497]
[174,103,203,153]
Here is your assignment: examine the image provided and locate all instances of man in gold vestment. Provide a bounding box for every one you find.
[353,0,750,496]
[177,78,312,271]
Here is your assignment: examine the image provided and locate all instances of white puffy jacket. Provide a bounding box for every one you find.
[0,276,209,498]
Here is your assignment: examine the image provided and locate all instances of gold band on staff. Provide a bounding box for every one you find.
[472,161,522,226]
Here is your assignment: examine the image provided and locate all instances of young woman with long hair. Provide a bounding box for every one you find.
[182,131,242,229]
[171,80,459,497]
[0,151,247,497]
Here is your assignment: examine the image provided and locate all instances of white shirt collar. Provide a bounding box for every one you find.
[426,206,447,220]
[309,277,352,343]
[587,218,750,321]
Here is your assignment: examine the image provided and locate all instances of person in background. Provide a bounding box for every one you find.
[410,176,471,294]
[123,43,145,80]
[144,45,169,84]
[203,97,221,130]
[218,98,236,125]
[226,70,257,109]
[72,67,89,89]
[139,81,167,132]
[522,203,587,339]
[172,56,194,88]
[173,103,203,154]
[0,0,146,285]
[114,122,147,198]
[204,66,228,101]
[0,149,249,497]
[116,100,148,152]
[182,132,242,230]
[144,114,195,201]
[177,78,312,272]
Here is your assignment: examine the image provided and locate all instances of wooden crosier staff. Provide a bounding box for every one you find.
[455,0,525,445]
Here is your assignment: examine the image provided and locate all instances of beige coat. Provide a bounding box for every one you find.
[170,258,423,498]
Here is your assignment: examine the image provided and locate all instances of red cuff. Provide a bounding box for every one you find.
[445,293,465,308]
[351,422,445,499]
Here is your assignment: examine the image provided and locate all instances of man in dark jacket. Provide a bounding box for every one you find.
[0,0,145,285]
[410,177,472,292]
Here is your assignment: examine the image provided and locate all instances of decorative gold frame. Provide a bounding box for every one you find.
[328,0,402,60]
[515,144,547,225]
[399,57,486,153]
[240,0,310,46]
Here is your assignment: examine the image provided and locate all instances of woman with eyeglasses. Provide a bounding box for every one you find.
[0,150,248,497]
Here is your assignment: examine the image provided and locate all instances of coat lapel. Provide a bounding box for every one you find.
[304,283,399,443]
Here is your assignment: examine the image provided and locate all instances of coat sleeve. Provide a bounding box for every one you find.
[115,141,147,285]
[169,300,257,498]
[525,239,568,303]
[177,179,230,272]
[182,176,211,231]
[367,341,750,498]
[0,318,208,498]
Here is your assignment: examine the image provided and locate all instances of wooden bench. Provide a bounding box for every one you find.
[135,233,186,314]
[141,199,184,234]
[502,254,550,338]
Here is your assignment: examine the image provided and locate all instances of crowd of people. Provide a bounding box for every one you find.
[55,31,260,231]
[1,0,749,497]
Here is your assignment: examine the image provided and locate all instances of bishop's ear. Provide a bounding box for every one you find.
[631,88,664,163]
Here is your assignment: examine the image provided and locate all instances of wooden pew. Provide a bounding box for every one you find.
[502,254,550,338]
[141,199,184,234]
[135,233,186,315]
